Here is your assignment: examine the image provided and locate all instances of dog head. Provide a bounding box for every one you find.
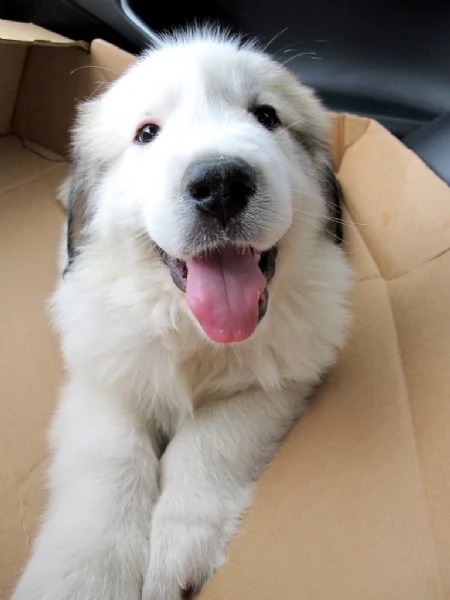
[64,29,341,344]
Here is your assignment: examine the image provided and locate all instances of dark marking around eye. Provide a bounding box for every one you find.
[250,104,281,130]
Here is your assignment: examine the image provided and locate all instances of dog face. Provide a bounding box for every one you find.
[66,30,339,344]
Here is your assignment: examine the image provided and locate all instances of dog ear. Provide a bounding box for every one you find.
[288,122,344,245]
[322,164,344,244]
[293,135,344,244]
[61,154,92,273]
[61,98,103,274]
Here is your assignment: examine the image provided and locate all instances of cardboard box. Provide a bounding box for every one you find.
[1,19,449,600]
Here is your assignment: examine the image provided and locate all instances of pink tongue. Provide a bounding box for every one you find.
[186,247,266,343]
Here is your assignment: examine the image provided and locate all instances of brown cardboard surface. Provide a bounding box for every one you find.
[89,39,135,82]
[1,21,450,600]
[0,139,66,598]
[0,45,26,135]
[0,19,87,48]
[0,19,91,156]
[13,45,92,156]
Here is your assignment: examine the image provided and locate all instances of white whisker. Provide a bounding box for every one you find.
[280,118,306,133]
[262,27,289,52]
[293,206,368,229]
[290,211,361,250]
[70,64,121,77]
[281,51,320,66]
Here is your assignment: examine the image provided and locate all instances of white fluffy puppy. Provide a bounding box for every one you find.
[13,28,352,600]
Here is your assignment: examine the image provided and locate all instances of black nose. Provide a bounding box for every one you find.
[185,157,256,224]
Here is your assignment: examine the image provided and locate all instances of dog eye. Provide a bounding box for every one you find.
[135,123,160,144]
[251,105,281,130]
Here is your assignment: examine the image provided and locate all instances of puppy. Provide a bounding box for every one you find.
[12,28,352,600]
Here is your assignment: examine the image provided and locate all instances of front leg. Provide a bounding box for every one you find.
[143,384,308,600]
[12,378,159,600]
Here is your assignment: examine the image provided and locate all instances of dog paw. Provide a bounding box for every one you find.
[180,582,206,599]
[142,517,226,600]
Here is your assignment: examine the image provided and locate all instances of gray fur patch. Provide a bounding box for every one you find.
[290,128,343,244]
[64,157,92,272]
[290,127,327,159]
[322,165,344,244]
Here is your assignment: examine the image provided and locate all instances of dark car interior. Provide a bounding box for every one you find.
[1,0,449,184]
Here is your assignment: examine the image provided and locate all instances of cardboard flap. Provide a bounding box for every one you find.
[0,32,134,157]
[338,118,450,279]
[0,19,87,49]
[331,113,371,169]
[90,39,135,83]
[0,19,89,144]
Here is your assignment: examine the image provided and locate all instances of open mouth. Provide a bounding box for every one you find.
[158,245,278,344]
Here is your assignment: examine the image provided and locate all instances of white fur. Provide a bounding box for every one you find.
[12,30,352,600]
